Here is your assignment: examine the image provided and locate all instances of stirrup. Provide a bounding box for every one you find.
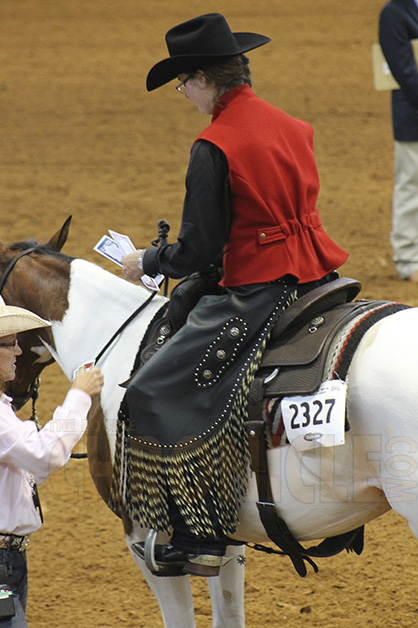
[144,529,160,572]
[143,528,234,576]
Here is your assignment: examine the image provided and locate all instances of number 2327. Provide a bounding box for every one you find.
[289,398,336,430]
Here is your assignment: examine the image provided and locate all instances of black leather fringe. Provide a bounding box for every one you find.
[109,288,296,535]
[109,335,268,535]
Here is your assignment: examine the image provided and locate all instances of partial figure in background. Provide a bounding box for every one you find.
[379,0,418,281]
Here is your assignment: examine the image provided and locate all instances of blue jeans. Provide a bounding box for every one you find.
[0,549,28,628]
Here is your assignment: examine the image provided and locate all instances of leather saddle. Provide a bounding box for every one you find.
[244,278,409,577]
[263,277,362,395]
[248,277,374,424]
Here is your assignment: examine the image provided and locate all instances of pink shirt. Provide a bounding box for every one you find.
[0,388,91,535]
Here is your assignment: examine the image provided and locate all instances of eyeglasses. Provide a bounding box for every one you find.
[0,339,19,350]
[175,75,193,94]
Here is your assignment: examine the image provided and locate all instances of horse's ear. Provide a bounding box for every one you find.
[47,215,72,251]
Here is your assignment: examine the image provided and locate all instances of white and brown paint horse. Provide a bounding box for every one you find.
[3,218,418,626]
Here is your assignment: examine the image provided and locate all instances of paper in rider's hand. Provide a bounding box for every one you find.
[94,229,166,291]
[94,230,136,266]
[93,235,125,266]
[108,230,136,256]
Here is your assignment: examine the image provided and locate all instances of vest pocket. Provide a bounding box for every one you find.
[257,226,286,245]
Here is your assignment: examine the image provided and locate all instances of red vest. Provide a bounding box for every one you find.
[197,85,348,287]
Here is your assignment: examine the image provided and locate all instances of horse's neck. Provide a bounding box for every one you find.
[49,259,166,379]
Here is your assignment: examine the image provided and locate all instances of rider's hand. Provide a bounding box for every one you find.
[72,367,104,397]
[122,250,145,282]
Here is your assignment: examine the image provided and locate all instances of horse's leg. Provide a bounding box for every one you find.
[207,545,246,628]
[127,530,197,628]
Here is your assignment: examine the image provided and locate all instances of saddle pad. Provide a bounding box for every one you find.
[264,301,410,447]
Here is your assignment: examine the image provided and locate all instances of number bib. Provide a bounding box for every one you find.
[280,380,347,451]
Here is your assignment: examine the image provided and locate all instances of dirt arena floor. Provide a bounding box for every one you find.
[3,0,418,626]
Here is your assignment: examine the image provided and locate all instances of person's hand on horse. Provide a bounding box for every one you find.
[72,367,104,397]
[122,250,145,282]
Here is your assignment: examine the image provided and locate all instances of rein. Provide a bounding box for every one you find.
[0,245,159,458]
[74,290,157,460]
[0,246,37,294]
[94,291,157,365]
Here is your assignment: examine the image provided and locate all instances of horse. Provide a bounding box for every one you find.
[3,218,418,626]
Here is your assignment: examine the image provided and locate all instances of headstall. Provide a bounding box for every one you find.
[0,246,42,414]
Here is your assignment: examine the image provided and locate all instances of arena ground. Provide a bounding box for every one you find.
[2,0,418,626]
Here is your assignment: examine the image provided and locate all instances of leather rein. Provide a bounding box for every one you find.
[0,246,37,294]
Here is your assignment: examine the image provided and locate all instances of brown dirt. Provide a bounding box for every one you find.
[2,0,418,626]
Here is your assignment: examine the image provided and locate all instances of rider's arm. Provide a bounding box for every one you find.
[143,140,231,279]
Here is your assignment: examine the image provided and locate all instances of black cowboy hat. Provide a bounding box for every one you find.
[146,13,271,91]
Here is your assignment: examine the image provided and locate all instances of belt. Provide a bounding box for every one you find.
[0,534,30,552]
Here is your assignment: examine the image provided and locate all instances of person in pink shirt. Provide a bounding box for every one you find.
[0,297,103,627]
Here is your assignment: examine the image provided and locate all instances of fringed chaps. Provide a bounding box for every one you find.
[109,280,296,536]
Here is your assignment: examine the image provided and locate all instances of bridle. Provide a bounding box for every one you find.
[10,376,41,414]
[0,246,41,413]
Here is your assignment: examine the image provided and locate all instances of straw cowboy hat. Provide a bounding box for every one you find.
[0,297,51,338]
[146,13,271,91]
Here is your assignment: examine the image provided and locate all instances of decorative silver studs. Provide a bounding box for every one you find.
[195,317,248,388]
[309,315,325,334]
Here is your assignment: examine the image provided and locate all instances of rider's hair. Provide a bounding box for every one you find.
[201,54,252,100]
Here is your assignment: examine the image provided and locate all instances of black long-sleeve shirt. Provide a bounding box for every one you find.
[143,140,231,278]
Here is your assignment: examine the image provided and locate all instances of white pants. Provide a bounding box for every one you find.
[391,141,418,279]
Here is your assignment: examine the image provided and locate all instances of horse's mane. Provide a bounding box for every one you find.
[9,240,74,263]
